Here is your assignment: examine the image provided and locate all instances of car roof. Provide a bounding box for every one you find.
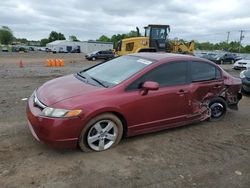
[128,52,200,62]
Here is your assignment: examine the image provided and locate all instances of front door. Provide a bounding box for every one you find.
[123,61,190,135]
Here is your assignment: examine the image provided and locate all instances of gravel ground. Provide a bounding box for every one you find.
[0,52,250,188]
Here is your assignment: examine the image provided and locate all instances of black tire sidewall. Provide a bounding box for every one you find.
[209,98,227,121]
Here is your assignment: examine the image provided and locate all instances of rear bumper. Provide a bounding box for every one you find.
[26,96,84,149]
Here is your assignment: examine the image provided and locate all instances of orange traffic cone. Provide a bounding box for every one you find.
[60,59,65,67]
[51,59,56,67]
[46,59,49,67]
[19,59,24,68]
[55,59,60,66]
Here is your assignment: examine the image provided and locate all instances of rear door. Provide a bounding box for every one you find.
[188,61,223,118]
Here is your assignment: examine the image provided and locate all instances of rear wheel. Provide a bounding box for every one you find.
[78,113,123,152]
[209,98,227,121]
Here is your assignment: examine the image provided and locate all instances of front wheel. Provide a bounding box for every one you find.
[209,98,227,121]
[92,57,96,61]
[78,113,123,152]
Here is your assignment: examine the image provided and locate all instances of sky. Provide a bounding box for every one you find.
[1,0,250,45]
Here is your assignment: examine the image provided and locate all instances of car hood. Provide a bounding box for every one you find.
[37,74,103,106]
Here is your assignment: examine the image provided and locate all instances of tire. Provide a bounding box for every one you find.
[241,85,250,95]
[220,60,223,64]
[92,57,96,61]
[231,60,234,64]
[78,113,123,152]
[209,97,227,121]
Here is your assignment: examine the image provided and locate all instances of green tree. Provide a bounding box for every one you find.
[243,45,250,53]
[110,34,127,48]
[15,38,28,44]
[195,42,215,50]
[127,30,140,37]
[96,30,142,48]
[48,31,65,42]
[69,35,80,41]
[97,35,111,42]
[40,38,50,46]
[0,26,14,45]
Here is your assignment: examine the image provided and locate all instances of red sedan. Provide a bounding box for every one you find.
[26,53,242,151]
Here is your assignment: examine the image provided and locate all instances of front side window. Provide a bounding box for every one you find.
[127,61,188,90]
[191,61,221,82]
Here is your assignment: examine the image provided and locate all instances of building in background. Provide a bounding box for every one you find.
[46,40,113,53]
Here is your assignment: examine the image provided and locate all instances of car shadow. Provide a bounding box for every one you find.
[120,120,206,145]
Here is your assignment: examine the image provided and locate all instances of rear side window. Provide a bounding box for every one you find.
[191,61,222,82]
[127,61,188,90]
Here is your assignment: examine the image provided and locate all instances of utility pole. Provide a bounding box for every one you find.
[239,30,244,52]
[226,31,230,43]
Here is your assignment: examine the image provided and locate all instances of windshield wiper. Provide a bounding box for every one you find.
[77,72,86,79]
[90,76,108,88]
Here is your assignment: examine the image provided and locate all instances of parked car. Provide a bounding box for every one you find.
[85,50,114,61]
[233,59,250,70]
[240,68,250,93]
[200,53,217,61]
[71,47,80,53]
[2,47,8,52]
[211,53,242,64]
[27,53,242,151]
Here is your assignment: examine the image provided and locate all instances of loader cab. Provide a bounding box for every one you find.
[144,25,170,52]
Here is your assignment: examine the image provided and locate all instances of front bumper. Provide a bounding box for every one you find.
[233,65,247,70]
[26,95,84,149]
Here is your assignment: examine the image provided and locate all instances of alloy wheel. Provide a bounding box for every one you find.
[210,102,224,118]
[87,120,118,151]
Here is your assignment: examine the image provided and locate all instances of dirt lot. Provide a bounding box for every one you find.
[0,52,250,188]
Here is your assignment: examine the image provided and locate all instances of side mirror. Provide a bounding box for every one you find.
[140,81,159,95]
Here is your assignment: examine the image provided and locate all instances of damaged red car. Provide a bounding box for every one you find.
[26,53,242,152]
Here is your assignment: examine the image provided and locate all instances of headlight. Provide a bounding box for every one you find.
[240,71,246,79]
[41,107,82,118]
[216,57,220,60]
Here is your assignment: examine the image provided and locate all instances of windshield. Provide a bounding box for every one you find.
[82,56,153,87]
[214,54,223,58]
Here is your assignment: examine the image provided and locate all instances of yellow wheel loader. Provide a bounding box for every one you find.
[115,24,195,56]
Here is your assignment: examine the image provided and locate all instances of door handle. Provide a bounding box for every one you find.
[176,89,188,95]
[213,85,222,89]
